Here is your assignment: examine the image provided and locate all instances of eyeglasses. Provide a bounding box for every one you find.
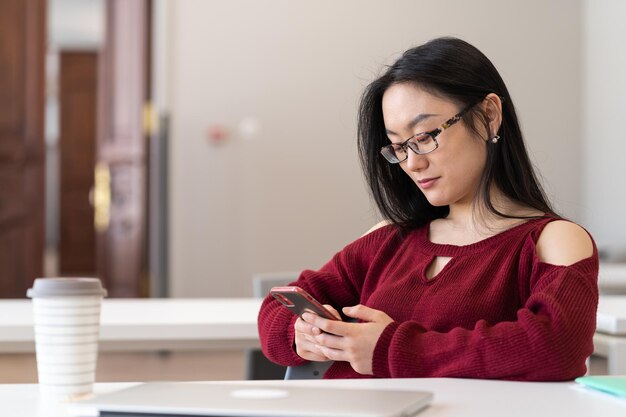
[380,104,473,164]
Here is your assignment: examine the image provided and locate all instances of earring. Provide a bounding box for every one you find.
[491,135,500,144]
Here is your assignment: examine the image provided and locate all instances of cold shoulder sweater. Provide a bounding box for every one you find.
[257,216,599,380]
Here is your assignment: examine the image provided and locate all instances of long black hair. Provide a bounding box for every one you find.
[357,37,555,230]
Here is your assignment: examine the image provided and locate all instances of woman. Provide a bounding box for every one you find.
[257,37,598,380]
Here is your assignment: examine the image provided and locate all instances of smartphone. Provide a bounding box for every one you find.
[270,286,338,320]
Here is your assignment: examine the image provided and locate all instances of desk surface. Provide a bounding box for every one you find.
[1,378,625,417]
[0,298,262,352]
[597,296,626,335]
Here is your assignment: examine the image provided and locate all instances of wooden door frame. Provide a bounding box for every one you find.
[96,0,150,297]
[0,0,46,297]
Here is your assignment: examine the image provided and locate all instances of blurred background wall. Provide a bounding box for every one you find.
[167,0,585,297]
[46,0,626,298]
[581,0,626,259]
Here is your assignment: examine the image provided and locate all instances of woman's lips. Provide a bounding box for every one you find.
[418,177,439,189]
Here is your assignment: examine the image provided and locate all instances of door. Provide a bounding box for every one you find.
[58,51,98,276]
[0,0,46,298]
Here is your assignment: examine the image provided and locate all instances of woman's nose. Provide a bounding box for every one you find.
[405,148,428,171]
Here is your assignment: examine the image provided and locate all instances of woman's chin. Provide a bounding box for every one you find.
[423,194,449,207]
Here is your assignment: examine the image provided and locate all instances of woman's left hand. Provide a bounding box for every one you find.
[301,304,394,375]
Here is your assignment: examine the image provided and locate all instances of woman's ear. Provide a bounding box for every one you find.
[482,93,503,138]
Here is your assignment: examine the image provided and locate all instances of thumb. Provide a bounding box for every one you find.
[342,304,380,322]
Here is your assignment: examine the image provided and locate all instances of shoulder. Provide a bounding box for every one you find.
[535,220,594,266]
[361,220,392,237]
[346,219,406,257]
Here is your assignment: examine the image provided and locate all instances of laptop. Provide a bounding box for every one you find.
[68,381,433,417]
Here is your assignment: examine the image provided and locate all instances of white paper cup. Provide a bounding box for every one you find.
[34,324,100,336]
[36,361,97,375]
[27,278,107,402]
[33,332,100,345]
[35,351,97,365]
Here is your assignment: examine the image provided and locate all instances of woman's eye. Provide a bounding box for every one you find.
[415,135,432,144]
[393,145,407,154]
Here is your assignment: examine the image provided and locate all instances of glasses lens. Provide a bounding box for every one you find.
[381,144,405,163]
[407,134,437,154]
[381,134,439,163]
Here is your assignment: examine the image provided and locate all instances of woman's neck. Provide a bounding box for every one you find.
[442,191,544,239]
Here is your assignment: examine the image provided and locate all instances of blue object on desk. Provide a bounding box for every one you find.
[576,376,626,398]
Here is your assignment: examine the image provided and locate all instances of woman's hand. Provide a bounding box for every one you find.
[302,304,394,375]
[293,304,341,362]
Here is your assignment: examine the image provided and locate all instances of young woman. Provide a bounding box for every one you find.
[257,37,598,381]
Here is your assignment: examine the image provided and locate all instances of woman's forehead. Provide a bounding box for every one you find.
[382,83,454,130]
[383,83,454,112]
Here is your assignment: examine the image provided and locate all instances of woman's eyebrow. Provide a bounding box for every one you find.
[385,113,438,136]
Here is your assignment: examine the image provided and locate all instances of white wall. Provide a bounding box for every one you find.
[49,0,104,49]
[582,0,626,258]
[168,0,583,297]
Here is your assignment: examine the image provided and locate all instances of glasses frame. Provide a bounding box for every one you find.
[380,104,473,164]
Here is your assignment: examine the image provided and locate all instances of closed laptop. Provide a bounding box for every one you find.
[68,381,433,417]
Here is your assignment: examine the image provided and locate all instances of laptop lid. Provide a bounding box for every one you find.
[68,381,433,417]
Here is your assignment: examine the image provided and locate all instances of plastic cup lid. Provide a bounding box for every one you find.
[27,278,108,298]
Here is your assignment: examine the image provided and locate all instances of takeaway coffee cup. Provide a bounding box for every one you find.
[27,278,107,401]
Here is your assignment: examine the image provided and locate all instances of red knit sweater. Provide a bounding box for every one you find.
[258,217,599,381]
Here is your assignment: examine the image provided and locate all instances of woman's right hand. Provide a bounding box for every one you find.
[294,304,340,361]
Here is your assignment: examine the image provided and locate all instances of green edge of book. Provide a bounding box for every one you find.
[576,376,626,398]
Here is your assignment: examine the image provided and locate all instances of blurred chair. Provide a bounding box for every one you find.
[285,361,332,380]
[245,271,299,380]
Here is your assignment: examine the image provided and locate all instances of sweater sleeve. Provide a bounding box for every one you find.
[372,256,599,381]
[257,227,396,366]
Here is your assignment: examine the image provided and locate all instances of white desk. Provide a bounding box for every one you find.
[594,296,626,374]
[2,296,625,374]
[1,378,625,417]
[599,263,626,295]
[0,298,262,353]
[597,296,626,335]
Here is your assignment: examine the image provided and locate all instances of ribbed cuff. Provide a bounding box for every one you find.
[372,321,400,378]
[285,314,307,365]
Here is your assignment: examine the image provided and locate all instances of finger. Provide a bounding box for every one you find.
[317,345,348,362]
[306,352,331,362]
[303,312,350,336]
[322,304,342,320]
[294,316,321,336]
[298,342,330,361]
[315,332,344,350]
[295,334,329,362]
[296,346,330,362]
[299,313,325,335]
[342,304,381,322]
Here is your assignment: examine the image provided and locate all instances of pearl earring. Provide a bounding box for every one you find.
[491,135,500,144]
